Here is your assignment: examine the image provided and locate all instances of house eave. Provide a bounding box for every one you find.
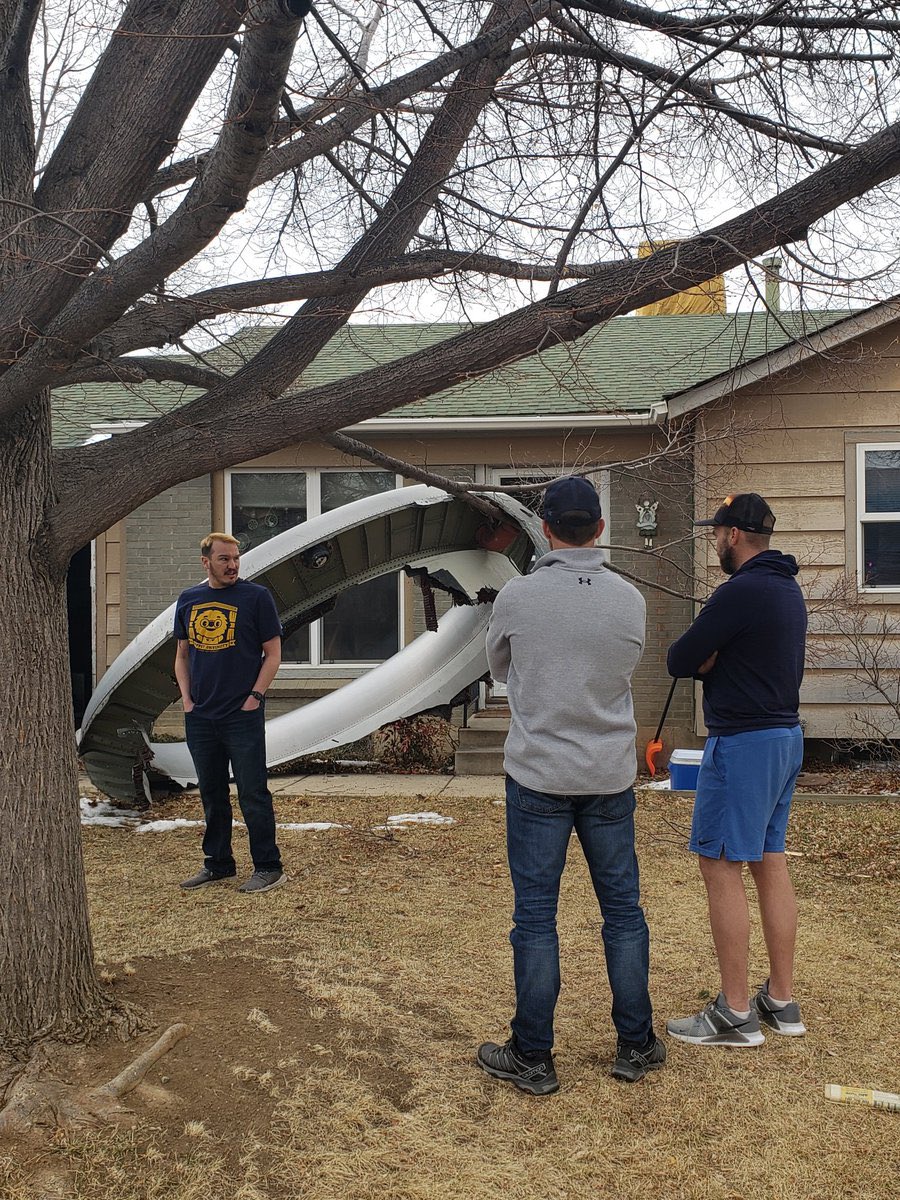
[347,405,665,434]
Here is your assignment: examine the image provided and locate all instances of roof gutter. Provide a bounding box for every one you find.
[347,404,665,434]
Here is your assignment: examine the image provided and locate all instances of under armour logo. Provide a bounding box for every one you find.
[578,577,592,585]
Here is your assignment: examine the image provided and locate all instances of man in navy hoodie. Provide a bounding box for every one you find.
[665,494,808,1048]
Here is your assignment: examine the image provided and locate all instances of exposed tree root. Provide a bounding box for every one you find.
[0,1022,189,1135]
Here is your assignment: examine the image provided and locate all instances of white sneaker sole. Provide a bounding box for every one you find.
[667,1028,765,1047]
[761,1017,806,1036]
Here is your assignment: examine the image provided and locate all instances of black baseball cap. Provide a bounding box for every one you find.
[695,492,775,535]
[542,476,602,524]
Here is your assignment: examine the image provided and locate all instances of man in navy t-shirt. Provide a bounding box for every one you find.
[174,532,285,893]
[665,494,808,1048]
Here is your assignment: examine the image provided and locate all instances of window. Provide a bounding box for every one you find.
[226,468,401,665]
[857,444,900,590]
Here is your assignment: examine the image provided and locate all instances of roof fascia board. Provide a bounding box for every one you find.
[349,406,663,434]
[667,301,900,419]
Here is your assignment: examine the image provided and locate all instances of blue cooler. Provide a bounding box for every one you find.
[669,749,704,790]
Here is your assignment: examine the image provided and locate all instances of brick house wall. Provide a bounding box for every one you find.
[124,477,212,641]
[608,463,698,753]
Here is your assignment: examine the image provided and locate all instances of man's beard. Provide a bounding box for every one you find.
[718,545,737,576]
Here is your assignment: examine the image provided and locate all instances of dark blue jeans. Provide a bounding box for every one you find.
[505,775,652,1055]
[184,707,281,873]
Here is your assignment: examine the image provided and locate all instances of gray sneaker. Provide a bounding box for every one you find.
[179,867,235,889]
[667,993,764,1047]
[753,981,806,1036]
[238,870,286,894]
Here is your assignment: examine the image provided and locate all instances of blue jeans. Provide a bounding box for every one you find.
[185,707,281,873]
[505,775,653,1055]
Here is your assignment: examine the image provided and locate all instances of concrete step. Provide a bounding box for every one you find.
[454,747,506,775]
[462,717,509,733]
[457,725,508,749]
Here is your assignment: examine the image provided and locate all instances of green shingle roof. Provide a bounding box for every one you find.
[51,309,853,447]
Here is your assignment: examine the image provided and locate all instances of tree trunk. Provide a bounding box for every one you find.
[0,394,108,1049]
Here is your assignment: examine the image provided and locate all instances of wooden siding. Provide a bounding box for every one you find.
[94,522,126,673]
[695,322,900,739]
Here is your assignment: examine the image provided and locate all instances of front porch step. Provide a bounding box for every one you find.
[454,747,506,775]
[455,707,509,775]
[458,722,508,745]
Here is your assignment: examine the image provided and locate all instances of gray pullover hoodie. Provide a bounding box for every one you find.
[486,548,645,795]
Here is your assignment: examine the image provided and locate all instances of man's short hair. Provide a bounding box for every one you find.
[546,518,601,546]
[200,531,240,557]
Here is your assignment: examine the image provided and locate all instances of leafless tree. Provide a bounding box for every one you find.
[3,0,900,1080]
[808,575,900,757]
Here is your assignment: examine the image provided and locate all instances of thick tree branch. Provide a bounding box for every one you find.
[0,0,42,79]
[0,0,244,349]
[0,0,41,270]
[93,250,616,357]
[141,7,549,201]
[0,0,307,415]
[57,357,225,390]
[562,0,900,38]
[48,109,900,558]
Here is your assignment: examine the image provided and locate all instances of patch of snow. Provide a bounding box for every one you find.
[79,796,139,827]
[643,778,671,790]
[135,818,204,833]
[334,759,378,768]
[278,821,346,832]
[385,811,455,826]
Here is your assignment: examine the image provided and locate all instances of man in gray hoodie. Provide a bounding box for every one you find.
[476,476,664,1095]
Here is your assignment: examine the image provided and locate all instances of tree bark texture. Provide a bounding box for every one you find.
[0,395,106,1048]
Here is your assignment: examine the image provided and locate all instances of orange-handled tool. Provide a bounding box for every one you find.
[645,677,678,776]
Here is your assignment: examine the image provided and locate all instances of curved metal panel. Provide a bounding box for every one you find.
[79,486,545,800]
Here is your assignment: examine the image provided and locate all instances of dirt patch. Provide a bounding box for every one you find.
[105,947,409,1132]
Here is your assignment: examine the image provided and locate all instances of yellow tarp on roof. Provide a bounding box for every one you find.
[637,239,726,316]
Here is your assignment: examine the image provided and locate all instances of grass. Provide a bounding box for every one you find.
[1,792,898,1199]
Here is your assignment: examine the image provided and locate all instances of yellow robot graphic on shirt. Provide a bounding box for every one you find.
[188,601,238,651]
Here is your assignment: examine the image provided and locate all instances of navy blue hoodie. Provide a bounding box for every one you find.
[667,550,807,736]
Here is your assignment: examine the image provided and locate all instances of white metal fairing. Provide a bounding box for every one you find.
[79,485,546,798]
[148,549,517,785]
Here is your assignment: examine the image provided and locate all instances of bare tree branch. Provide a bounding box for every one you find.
[48,108,900,556]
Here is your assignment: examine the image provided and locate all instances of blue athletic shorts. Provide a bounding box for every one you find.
[689,726,803,862]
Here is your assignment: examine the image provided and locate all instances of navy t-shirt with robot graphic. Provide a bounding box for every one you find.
[174,580,282,719]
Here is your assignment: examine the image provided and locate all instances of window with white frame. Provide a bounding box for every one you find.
[226,468,402,665]
[857,444,900,590]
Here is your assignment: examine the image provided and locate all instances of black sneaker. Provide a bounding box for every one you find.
[179,866,236,889]
[611,1034,667,1082]
[476,1039,559,1095]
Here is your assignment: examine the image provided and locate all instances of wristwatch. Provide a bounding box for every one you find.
[249,690,266,703]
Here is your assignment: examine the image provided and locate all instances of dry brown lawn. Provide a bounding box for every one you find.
[1,791,898,1200]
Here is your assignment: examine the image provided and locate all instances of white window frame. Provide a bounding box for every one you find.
[855,442,900,595]
[486,467,612,549]
[224,466,405,673]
